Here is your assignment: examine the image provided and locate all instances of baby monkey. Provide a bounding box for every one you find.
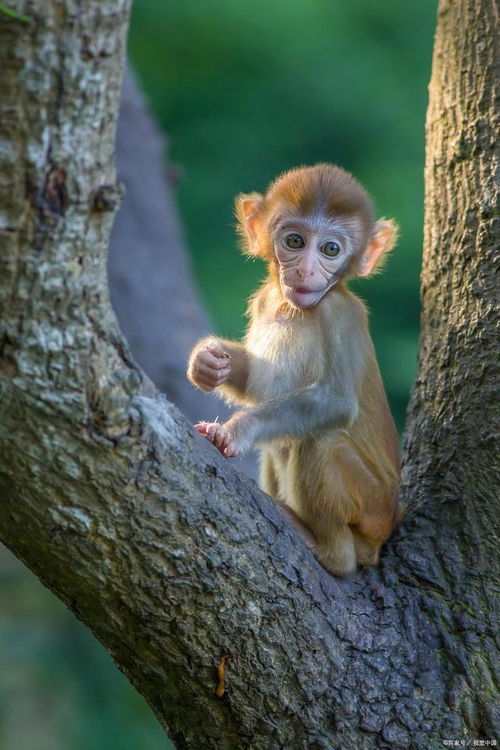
[187,164,401,576]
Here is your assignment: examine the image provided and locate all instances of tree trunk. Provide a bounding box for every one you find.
[400,0,499,735]
[0,2,497,750]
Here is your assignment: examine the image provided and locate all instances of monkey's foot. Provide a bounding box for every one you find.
[353,534,380,566]
[314,530,357,577]
[194,422,239,457]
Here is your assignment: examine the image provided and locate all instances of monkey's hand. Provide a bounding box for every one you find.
[187,341,232,392]
[194,421,240,457]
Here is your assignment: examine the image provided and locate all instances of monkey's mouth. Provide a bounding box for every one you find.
[284,285,328,309]
[292,285,322,294]
[281,278,338,309]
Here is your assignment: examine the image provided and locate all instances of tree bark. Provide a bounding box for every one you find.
[401,0,499,735]
[0,2,497,750]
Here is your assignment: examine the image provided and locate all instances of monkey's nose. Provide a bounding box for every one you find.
[297,266,314,279]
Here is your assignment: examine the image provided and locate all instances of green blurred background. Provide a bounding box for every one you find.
[0,2,436,748]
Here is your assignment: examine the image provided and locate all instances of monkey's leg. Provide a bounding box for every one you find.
[351,493,397,567]
[314,522,357,577]
[260,449,316,545]
[259,449,279,498]
[284,440,357,576]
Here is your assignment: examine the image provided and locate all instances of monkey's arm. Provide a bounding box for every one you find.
[233,382,357,446]
[187,337,249,403]
[196,382,358,457]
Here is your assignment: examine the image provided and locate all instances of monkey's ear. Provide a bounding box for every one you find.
[235,192,265,256]
[357,219,398,277]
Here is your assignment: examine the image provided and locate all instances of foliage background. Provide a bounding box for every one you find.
[0,2,435,748]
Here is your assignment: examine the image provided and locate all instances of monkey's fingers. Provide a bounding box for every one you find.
[198,348,231,370]
[195,422,226,449]
[195,362,231,389]
[208,424,235,455]
[204,422,221,444]
[214,427,230,451]
[194,422,239,457]
[219,431,239,457]
[206,341,227,359]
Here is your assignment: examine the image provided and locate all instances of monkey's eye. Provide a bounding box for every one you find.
[284,233,305,249]
[321,241,341,257]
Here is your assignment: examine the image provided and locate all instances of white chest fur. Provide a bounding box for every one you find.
[244,312,324,403]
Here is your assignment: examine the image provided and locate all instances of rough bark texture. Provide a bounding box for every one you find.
[400,0,499,735]
[0,3,497,750]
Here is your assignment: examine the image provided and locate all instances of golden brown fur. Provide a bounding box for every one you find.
[243,282,400,573]
[188,163,401,576]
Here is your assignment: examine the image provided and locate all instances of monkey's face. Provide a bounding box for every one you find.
[273,216,359,309]
[236,165,396,304]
